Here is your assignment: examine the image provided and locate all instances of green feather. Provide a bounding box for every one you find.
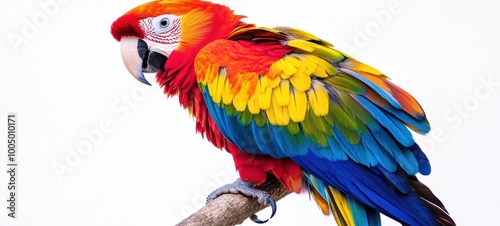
[238,108,253,126]
[253,112,266,127]
[302,109,329,146]
[325,75,366,94]
[224,104,237,117]
[330,100,358,131]
[342,94,378,127]
[287,121,300,135]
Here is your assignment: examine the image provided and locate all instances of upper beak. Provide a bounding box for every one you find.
[119,36,168,86]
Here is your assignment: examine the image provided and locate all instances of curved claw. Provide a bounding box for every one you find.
[206,178,278,224]
[250,196,277,224]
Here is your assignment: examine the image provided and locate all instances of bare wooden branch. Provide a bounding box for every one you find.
[176,177,291,226]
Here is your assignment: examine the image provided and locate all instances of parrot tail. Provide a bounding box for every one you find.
[408,176,456,226]
[305,172,455,226]
[305,173,381,226]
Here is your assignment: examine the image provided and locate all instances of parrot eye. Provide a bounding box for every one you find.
[159,18,169,28]
[151,15,176,32]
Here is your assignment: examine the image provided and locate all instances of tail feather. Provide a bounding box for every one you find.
[409,176,456,226]
[304,170,456,226]
[299,154,454,225]
[310,187,350,226]
[306,173,381,226]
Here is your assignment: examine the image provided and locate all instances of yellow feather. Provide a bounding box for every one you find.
[259,75,269,89]
[281,105,291,126]
[205,64,218,84]
[282,64,297,78]
[308,84,329,116]
[314,67,330,78]
[289,67,312,92]
[269,76,281,88]
[259,86,272,110]
[247,97,260,114]
[274,58,288,71]
[285,55,302,66]
[288,39,345,61]
[267,62,282,79]
[260,75,280,90]
[281,56,300,77]
[233,99,246,112]
[329,187,355,226]
[207,72,219,101]
[213,68,227,104]
[265,102,276,124]
[288,89,307,122]
[222,75,234,105]
[247,83,261,114]
[274,80,290,106]
[233,81,250,112]
[304,55,337,77]
[270,93,290,126]
[287,39,316,52]
[348,59,384,77]
[301,57,317,74]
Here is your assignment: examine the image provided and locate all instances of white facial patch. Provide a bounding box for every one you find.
[139,14,182,58]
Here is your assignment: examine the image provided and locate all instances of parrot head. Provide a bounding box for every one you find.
[111,0,245,93]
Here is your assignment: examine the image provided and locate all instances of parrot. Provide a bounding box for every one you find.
[110,0,456,225]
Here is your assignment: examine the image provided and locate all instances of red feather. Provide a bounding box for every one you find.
[110,14,144,41]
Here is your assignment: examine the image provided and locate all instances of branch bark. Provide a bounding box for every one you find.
[176,177,291,226]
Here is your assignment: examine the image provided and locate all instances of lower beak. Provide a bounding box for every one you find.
[119,37,168,85]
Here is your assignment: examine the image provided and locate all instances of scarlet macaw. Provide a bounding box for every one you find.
[111,1,455,225]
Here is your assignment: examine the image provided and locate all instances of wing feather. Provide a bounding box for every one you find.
[195,26,441,225]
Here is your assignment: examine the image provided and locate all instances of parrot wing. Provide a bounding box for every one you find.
[195,26,451,226]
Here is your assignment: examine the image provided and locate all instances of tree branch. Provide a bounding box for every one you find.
[176,176,291,226]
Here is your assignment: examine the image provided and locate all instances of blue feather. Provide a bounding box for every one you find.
[341,69,402,109]
[408,143,431,175]
[326,136,349,161]
[385,108,430,133]
[355,96,414,147]
[293,153,437,226]
[359,128,398,172]
[348,196,372,226]
[375,165,410,193]
[333,126,373,166]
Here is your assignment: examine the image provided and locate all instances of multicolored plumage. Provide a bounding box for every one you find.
[111,1,455,225]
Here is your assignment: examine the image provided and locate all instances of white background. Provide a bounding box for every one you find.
[1,0,499,225]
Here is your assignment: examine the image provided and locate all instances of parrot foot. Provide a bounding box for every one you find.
[206,178,277,224]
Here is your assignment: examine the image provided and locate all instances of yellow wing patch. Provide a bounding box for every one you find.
[200,52,338,126]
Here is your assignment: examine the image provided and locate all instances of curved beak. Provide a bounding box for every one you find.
[119,36,168,86]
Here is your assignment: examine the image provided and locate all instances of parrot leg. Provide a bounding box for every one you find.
[206,178,277,224]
